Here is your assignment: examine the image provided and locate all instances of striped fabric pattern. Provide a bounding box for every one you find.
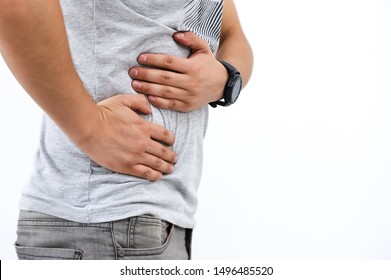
[183,0,223,53]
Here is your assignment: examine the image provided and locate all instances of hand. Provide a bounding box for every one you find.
[129,32,228,112]
[79,94,177,181]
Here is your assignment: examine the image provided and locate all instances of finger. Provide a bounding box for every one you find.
[129,165,163,181]
[129,67,188,88]
[136,53,189,73]
[140,153,174,174]
[116,93,151,114]
[146,140,177,164]
[132,79,187,100]
[148,96,189,112]
[173,32,211,54]
[148,123,176,146]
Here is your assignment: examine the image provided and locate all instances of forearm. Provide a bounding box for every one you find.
[0,0,97,144]
[216,33,253,88]
[216,0,253,87]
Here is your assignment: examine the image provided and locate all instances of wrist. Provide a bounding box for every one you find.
[68,101,100,150]
[211,61,229,103]
[53,87,100,149]
[209,61,243,107]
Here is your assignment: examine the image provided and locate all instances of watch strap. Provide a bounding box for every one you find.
[209,61,241,107]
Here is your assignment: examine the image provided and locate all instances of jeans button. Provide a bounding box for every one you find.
[117,248,126,257]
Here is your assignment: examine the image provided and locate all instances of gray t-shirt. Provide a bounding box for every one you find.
[19,0,223,228]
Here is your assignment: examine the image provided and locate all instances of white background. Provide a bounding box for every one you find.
[1,0,390,260]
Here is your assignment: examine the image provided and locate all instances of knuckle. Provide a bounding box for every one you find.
[154,158,162,168]
[162,129,171,140]
[168,99,177,109]
[187,61,201,73]
[141,169,153,179]
[134,93,148,103]
[160,146,168,156]
[133,119,145,128]
[164,55,174,66]
[140,122,151,132]
[187,89,197,97]
[160,73,171,82]
[190,64,201,73]
[148,171,162,181]
[124,159,135,169]
[162,134,173,145]
[134,139,148,151]
[187,80,198,89]
[160,86,172,98]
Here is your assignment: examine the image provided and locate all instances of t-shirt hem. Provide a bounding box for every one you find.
[19,197,195,229]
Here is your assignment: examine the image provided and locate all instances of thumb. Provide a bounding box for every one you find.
[173,32,211,54]
[118,94,152,115]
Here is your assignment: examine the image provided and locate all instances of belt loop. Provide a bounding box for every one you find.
[127,216,136,248]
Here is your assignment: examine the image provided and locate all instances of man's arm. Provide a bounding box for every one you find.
[128,0,253,112]
[0,0,177,180]
[216,0,253,87]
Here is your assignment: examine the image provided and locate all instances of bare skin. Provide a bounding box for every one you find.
[129,0,253,112]
[0,0,176,181]
[0,0,253,179]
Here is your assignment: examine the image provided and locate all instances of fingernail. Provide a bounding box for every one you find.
[130,68,138,77]
[175,32,185,38]
[148,96,157,103]
[132,80,141,89]
[138,55,147,62]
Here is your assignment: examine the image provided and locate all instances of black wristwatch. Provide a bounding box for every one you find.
[209,61,243,108]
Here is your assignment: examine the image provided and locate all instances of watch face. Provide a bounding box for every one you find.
[218,61,243,107]
[231,77,242,103]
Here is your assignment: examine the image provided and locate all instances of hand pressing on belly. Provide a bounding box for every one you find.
[82,94,177,181]
[0,1,178,181]
[129,32,228,112]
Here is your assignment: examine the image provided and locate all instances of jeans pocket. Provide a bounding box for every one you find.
[15,243,83,260]
[119,226,173,258]
[116,216,174,258]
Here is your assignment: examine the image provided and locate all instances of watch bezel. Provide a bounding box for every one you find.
[209,61,242,107]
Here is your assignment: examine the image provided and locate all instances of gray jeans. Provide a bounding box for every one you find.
[15,210,192,260]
